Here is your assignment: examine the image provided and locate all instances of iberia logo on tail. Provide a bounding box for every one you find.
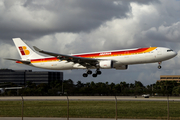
[18,46,30,55]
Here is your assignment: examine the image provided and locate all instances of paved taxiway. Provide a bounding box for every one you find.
[0,96,180,101]
[0,117,161,120]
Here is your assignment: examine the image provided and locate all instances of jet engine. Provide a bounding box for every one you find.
[98,60,113,69]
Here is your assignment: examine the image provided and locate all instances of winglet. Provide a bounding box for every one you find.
[33,46,42,52]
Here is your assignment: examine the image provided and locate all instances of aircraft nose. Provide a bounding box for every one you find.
[172,51,178,57]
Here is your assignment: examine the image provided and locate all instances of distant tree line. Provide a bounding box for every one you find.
[0,79,180,96]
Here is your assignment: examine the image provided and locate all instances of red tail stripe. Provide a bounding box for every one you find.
[18,47,25,55]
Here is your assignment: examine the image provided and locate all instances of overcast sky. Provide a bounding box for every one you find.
[0,0,180,85]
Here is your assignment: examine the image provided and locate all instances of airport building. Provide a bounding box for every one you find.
[0,69,63,85]
[157,75,180,83]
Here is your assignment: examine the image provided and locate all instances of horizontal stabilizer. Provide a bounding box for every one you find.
[5,58,31,64]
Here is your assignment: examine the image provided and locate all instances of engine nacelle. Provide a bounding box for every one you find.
[114,65,128,70]
[99,60,113,69]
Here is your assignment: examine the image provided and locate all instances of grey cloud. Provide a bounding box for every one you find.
[0,0,160,41]
[0,0,131,40]
[139,22,180,43]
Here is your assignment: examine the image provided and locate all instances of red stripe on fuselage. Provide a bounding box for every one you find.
[74,48,149,58]
[31,57,59,63]
[30,48,153,63]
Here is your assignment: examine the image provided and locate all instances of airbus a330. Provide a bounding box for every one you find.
[6,38,177,77]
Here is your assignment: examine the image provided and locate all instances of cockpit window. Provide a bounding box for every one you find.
[167,49,173,52]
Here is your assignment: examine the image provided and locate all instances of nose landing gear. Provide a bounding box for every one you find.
[158,62,162,69]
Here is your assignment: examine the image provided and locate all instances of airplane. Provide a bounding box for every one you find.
[0,87,23,94]
[6,38,177,77]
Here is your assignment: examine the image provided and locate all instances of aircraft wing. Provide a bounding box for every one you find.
[33,46,99,68]
[5,58,31,64]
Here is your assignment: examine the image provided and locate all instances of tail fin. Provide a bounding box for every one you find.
[12,38,43,60]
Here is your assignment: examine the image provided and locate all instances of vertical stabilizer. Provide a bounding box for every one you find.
[12,38,43,60]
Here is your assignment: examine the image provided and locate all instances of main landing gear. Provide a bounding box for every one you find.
[158,62,162,69]
[82,70,92,77]
[83,69,102,77]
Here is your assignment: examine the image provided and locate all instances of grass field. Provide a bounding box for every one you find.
[0,100,180,119]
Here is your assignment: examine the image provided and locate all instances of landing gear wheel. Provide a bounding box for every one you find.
[96,70,101,75]
[92,74,97,77]
[158,66,161,69]
[87,70,92,74]
[83,73,88,77]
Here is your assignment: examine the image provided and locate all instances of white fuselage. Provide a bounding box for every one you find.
[28,47,177,70]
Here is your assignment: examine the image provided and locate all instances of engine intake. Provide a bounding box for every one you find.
[99,60,113,69]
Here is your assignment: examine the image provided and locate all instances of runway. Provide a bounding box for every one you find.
[0,117,161,120]
[0,96,180,101]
